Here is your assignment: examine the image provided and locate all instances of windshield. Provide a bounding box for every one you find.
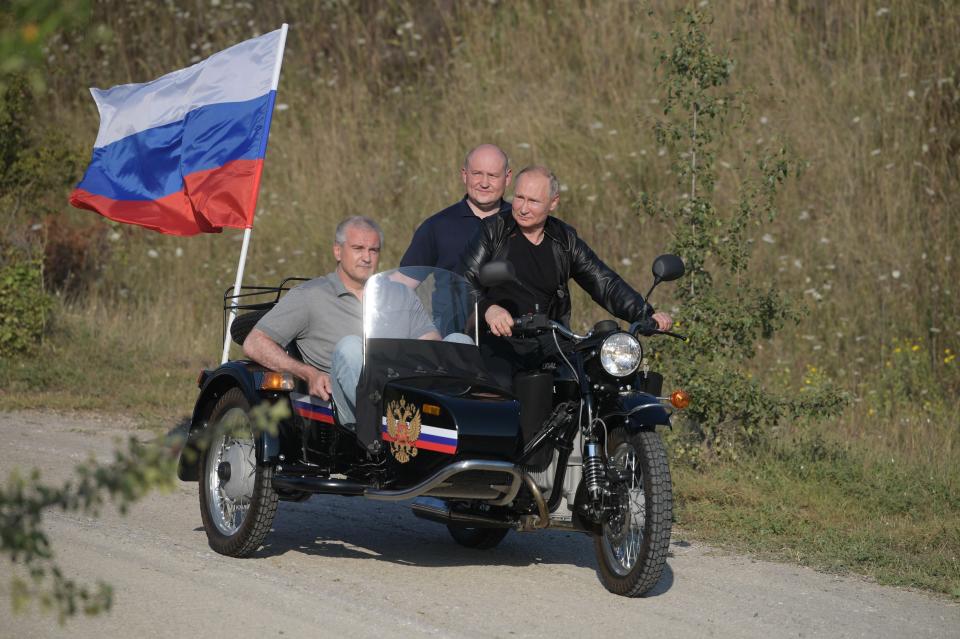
[363,267,477,345]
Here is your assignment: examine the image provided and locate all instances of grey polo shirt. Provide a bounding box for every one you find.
[254,271,360,373]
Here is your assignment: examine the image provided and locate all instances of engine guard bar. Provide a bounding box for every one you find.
[364,459,523,506]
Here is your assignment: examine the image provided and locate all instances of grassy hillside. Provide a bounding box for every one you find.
[1,0,957,594]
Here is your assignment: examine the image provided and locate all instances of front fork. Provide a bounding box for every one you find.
[578,393,622,524]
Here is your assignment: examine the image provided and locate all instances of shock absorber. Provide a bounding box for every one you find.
[583,441,604,499]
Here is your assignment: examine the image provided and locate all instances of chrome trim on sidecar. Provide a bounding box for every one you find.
[364,460,523,505]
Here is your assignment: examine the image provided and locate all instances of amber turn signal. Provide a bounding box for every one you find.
[670,390,690,410]
[422,403,441,416]
[260,371,295,391]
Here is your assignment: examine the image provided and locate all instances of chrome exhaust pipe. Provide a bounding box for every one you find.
[410,497,512,528]
[521,473,550,529]
[364,459,523,504]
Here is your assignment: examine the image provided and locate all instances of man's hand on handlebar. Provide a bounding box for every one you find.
[485,304,515,337]
[652,312,673,331]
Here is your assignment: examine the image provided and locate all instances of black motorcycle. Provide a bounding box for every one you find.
[177,255,688,596]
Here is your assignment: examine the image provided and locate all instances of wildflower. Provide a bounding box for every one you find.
[876,7,890,16]
[911,345,920,352]
[108,231,121,241]
[516,142,531,149]
[147,249,159,258]
[892,270,901,279]
[276,103,289,111]
[762,233,775,244]
[907,89,915,98]
[21,23,39,43]
[621,258,632,266]
[759,115,768,125]
[871,148,881,156]
[798,210,810,221]
[894,347,901,353]
[559,184,569,192]
[852,116,861,124]
[175,247,184,258]
[589,121,604,130]
[586,195,597,202]
[922,143,929,153]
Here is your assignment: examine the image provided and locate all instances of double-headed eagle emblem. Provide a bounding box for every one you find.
[386,397,421,463]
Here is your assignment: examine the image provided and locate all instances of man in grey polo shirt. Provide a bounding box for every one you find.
[243,216,440,427]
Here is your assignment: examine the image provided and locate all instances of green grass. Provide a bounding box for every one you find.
[0,304,203,429]
[672,430,960,597]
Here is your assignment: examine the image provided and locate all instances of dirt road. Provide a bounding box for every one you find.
[1,411,957,638]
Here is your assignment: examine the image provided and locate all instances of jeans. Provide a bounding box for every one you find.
[330,332,474,426]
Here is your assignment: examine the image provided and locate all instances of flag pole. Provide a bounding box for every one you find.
[221,23,288,364]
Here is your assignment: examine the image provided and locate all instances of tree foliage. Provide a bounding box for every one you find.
[640,9,847,459]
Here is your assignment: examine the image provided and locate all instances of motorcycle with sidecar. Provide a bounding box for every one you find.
[177,256,688,596]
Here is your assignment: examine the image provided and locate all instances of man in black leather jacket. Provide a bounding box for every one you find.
[461,165,673,337]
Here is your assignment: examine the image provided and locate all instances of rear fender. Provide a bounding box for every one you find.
[601,391,671,432]
[177,361,282,481]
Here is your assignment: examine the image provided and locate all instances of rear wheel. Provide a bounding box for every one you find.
[198,388,278,557]
[447,525,510,549]
[593,428,672,597]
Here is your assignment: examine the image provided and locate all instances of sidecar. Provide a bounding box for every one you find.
[177,267,554,557]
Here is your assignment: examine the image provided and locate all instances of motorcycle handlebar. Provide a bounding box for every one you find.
[507,314,687,342]
[629,318,688,341]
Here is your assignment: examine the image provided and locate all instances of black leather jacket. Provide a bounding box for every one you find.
[461,210,652,327]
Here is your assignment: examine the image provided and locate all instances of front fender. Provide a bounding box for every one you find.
[600,391,672,431]
[177,361,281,481]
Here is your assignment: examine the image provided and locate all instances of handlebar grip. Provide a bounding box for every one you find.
[635,317,659,336]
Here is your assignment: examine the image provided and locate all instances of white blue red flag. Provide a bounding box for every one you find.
[70,27,287,236]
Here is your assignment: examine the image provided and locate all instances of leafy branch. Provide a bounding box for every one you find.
[640,8,846,458]
[1,400,288,623]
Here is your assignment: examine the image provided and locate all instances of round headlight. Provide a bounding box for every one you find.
[599,332,642,378]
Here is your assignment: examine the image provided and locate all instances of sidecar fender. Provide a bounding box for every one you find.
[177,361,282,482]
[602,391,672,431]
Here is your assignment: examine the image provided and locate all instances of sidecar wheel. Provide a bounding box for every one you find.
[198,388,278,557]
[593,428,672,597]
[447,525,510,549]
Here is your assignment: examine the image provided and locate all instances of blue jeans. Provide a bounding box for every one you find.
[330,332,474,426]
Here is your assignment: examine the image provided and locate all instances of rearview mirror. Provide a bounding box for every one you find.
[652,254,685,282]
[478,261,518,288]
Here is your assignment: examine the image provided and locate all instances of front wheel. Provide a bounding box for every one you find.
[198,388,278,557]
[593,428,673,597]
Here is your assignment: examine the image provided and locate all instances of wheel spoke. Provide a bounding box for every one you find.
[602,442,647,575]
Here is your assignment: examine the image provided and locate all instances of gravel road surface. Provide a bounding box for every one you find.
[1,411,957,638]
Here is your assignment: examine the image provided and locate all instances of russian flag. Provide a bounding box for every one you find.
[69,27,287,236]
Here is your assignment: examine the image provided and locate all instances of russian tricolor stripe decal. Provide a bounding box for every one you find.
[291,392,334,424]
[380,420,458,455]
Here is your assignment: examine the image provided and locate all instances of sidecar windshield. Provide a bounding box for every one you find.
[363,267,477,345]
